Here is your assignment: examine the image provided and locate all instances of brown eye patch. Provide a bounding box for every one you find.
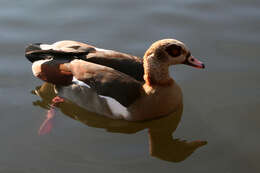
[165,44,182,57]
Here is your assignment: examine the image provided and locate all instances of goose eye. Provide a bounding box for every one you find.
[165,44,182,57]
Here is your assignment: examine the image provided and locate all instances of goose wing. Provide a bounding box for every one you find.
[25,40,144,81]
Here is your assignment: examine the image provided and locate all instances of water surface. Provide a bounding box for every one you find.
[0,0,260,172]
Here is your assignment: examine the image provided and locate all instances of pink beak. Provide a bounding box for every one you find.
[184,56,205,69]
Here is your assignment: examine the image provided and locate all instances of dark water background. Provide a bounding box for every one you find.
[1,0,260,172]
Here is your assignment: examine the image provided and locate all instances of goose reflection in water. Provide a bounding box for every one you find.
[31,82,207,163]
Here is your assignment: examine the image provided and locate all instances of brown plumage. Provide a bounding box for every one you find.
[25,39,205,121]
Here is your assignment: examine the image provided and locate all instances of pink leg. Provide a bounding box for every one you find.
[51,96,65,105]
[38,96,65,135]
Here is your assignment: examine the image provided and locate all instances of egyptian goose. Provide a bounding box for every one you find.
[25,39,205,121]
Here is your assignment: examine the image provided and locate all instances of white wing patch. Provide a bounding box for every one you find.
[40,44,56,50]
[99,95,130,119]
[71,77,130,119]
[40,43,111,53]
[95,47,111,52]
[40,43,92,52]
[72,77,90,88]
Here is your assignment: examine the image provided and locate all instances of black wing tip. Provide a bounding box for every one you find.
[25,43,43,53]
[25,43,45,63]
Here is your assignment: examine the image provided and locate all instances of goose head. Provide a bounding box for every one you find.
[144,39,205,69]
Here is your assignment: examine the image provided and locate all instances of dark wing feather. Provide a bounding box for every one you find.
[86,51,144,82]
[70,60,143,107]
